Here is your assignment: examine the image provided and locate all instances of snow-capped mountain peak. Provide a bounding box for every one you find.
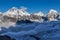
[7,7,18,14]
[2,7,18,16]
[3,7,30,18]
[10,7,18,12]
[47,9,58,21]
[49,9,58,14]
[18,7,30,16]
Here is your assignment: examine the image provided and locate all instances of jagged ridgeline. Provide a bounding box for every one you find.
[0,7,59,27]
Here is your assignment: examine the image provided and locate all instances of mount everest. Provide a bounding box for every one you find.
[0,7,60,40]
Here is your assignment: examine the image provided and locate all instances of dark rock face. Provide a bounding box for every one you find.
[16,20,33,24]
[3,15,17,22]
[42,16,48,21]
[0,35,16,40]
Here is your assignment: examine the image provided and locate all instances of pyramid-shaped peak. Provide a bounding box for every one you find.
[4,7,19,15]
[8,7,18,12]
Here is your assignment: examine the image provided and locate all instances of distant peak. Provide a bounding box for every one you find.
[8,7,18,12]
[37,11,44,14]
[49,9,58,14]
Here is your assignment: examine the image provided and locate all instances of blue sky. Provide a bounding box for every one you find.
[0,0,60,14]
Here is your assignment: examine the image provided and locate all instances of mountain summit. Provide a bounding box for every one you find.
[49,9,58,14]
[47,9,58,21]
[4,7,30,17]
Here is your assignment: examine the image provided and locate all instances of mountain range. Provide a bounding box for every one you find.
[0,7,60,27]
[0,7,60,40]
